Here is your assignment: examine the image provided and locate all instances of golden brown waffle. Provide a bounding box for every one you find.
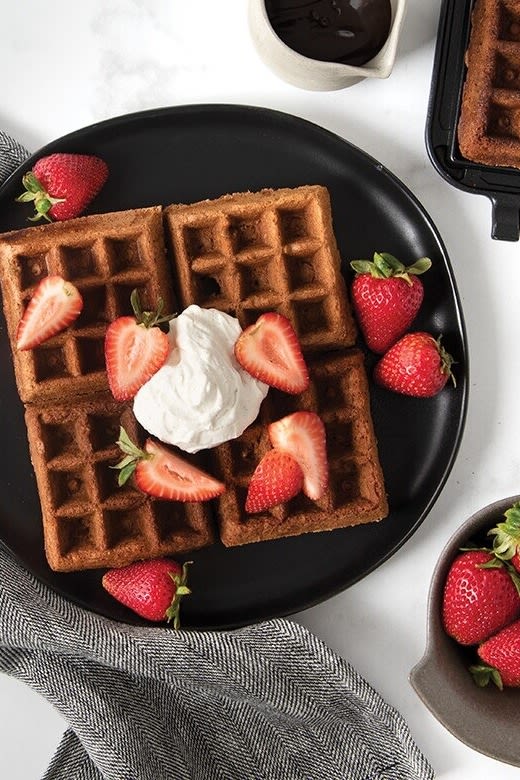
[458,0,520,168]
[208,349,388,547]
[24,396,215,572]
[163,185,357,352]
[2,186,387,572]
[0,207,174,404]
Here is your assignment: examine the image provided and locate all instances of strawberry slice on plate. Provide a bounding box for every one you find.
[114,427,226,502]
[16,274,83,350]
[105,289,174,401]
[268,411,328,500]
[234,312,309,394]
[245,449,304,513]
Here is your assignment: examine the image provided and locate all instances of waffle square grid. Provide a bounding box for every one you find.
[164,185,357,352]
[24,398,215,572]
[209,349,388,547]
[458,0,520,168]
[0,187,387,572]
[0,206,174,404]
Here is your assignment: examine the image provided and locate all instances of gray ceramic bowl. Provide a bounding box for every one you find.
[248,0,408,91]
[410,495,520,767]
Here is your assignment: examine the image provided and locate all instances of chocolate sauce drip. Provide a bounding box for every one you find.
[265,0,392,67]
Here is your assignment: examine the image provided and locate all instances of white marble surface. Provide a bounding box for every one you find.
[1,1,520,778]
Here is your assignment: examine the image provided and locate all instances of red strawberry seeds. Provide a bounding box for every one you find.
[373,332,455,398]
[268,411,328,501]
[471,618,520,689]
[17,152,108,222]
[442,550,520,645]
[350,252,431,354]
[245,449,303,513]
[102,558,191,626]
[105,290,174,401]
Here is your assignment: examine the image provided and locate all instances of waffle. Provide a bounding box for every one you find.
[1,186,387,571]
[208,349,388,547]
[163,185,357,352]
[24,395,215,572]
[458,0,520,168]
[0,206,216,572]
[0,206,174,404]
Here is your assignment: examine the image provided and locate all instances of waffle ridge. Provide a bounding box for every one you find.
[164,185,357,351]
[1,186,387,571]
[208,349,388,546]
[24,396,215,572]
[0,206,174,404]
[458,0,520,168]
[0,206,215,572]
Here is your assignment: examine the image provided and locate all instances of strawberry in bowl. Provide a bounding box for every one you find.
[411,495,520,765]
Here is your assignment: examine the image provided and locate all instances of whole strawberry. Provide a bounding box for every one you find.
[488,501,520,573]
[442,550,520,645]
[350,252,431,354]
[17,152,108,222]
[102,558,191,626]
[373,332,455,397]
[470,619,520,689]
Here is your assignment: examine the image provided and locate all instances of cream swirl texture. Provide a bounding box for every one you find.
[133,305,268,453]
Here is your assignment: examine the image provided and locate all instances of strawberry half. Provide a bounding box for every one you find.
[268,411,328,501]
[114,427,226,502]
[105,290,174,401]
[16,275,83,350]
[102,558,191,626]
[16,153,108,222]
[245,449,303,513]
[234,312,309,394]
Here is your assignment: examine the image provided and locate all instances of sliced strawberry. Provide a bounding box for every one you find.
[16,275,83,350]
[245,449,303,513]
[105,290,174,401]
[114,428,225,502]
[268,411,328,500]
[234,312,309,394]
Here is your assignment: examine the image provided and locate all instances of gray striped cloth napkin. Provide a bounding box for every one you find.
[0,131,434,780]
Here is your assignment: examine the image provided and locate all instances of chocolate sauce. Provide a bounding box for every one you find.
[265,0,392,67]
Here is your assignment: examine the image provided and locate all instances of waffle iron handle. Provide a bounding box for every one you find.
[490,195,520,242]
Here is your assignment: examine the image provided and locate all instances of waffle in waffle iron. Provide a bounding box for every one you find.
[458,0,520,169]
[0,186,388,571]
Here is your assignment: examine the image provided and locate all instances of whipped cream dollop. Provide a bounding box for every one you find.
[133,305,269,453]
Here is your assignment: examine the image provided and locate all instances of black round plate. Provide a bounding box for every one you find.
[0,105,467,629]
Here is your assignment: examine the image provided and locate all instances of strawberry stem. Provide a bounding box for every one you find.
[469,664,504,690]
[350,252,431,285]
[435,336,457,388]
[130,289,176,330]
[165,561,192,629]
[111,426,151,486]
[488,501,520,561]
[16,171,65,222]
